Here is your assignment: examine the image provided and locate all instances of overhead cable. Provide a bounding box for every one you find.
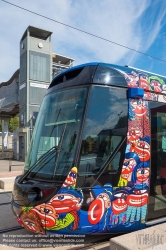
[1,0,166,63]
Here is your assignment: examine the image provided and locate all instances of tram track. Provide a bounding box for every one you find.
[0,226,23,234]
[0,191,24,234]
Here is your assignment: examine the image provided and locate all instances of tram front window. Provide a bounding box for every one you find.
[25,87,88,181]
[78,86,128,186]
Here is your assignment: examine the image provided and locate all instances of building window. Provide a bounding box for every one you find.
[29,51,50,82]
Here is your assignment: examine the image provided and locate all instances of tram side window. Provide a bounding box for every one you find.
[78,86,128,177]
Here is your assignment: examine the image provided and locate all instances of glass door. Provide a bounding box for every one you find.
[147,102,166,221]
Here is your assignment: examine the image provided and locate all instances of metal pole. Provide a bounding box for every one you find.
[9,158,11,172]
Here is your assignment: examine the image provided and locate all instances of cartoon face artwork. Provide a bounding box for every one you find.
[20,211,45,234]
[121,157,137,181]
[112,195,128,214]
[139,74,150,90]
[125,187,148,224]
[88,184,112,228]
[136,168,149,183]
[130,137,150,162]
[131,99,147,119]
[31,204,59,228]
[62,167,77,188]
[124,71,139,87]
[118,152,140,187]
[50,191,82,213]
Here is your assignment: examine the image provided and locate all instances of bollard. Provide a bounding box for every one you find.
[9,159,11,172]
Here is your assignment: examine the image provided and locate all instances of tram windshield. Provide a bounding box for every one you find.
[78,86,128,183]
[25,87,88,181]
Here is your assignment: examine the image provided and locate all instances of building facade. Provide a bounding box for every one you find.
[0,26,74,160]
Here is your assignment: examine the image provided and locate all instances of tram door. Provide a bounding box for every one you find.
[147,101,166,221]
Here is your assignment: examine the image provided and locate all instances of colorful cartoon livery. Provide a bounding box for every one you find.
[12,63,166,235]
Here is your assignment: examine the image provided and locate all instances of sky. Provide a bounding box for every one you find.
[0,0,166,83]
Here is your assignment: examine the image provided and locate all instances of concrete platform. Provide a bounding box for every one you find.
[0,159,23,191]
[0,171,22,191]
[109,222,166,250]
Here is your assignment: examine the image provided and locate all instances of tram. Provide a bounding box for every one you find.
[12,62,166,235]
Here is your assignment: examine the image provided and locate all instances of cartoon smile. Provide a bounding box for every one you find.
[134,106,147,118]
[130,141,150,162]
[112,198,127,214]
[63,179,76,186]
[127,192,148,207]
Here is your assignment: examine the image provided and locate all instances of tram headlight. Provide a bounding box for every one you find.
[27,188,43,202]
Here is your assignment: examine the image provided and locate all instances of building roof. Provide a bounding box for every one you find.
[21,25,52,41]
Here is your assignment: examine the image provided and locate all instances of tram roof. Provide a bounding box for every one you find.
[49,62,166,90]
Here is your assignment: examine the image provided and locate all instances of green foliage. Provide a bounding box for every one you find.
[9,116,19,132]
[0,116,19,132]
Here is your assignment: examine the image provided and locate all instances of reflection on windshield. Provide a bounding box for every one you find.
[78,86,128,176]
[25,87,88,181]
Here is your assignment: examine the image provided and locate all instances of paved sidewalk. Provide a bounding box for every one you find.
[0,160,24,191]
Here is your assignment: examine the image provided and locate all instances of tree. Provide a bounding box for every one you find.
[0,116,19,132]
[9,116,19,132]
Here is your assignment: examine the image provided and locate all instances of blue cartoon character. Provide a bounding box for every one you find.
[62,166,77,188]
[110,190,128,226]
[87,183,113,232]
[131,162,150,186]
[118,152,140,187]
[125,184,148,224]
[47,187,84,231]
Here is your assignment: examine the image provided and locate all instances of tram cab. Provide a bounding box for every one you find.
[12,62,166,235]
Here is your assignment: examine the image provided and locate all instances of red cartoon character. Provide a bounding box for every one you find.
[130,137,150,162]
[131,99,147,119]
[139,74,150,90]
[124,71,139,87]
[62,167,77,188]
[112,194,128,214]
[31,204,59,228]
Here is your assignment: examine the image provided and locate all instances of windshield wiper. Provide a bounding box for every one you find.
[53,123,67,177]
[31,123,67,179]
[18,146,59,184]
[18,123,67,184]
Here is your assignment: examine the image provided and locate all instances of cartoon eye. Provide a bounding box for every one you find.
[52,194,73,201]
[121,194,127,198]
[43,208,53,214]
[133,190,141,194]
[98,195,104,199]
[137,169,144,174]
[40,206,46,213]
[123,161,129,167]
[58,195,64,200]
[102,196,108,201]
[69,172,76,178]
[140,189,147,194]
[25,221,35,227]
